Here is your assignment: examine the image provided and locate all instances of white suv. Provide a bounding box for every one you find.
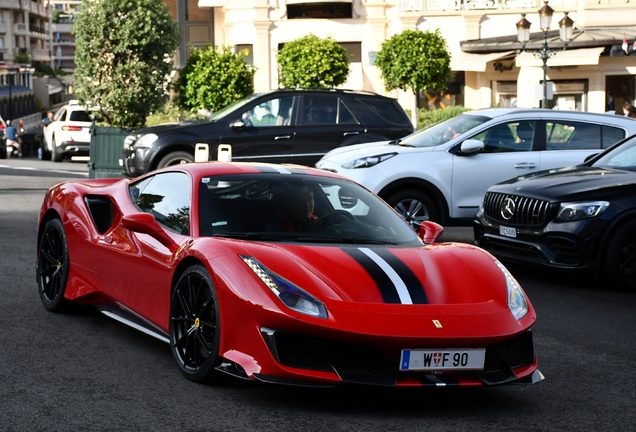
[316,108,636,228]
[43,100,93,162]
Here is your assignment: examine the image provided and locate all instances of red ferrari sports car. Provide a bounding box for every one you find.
[36,162,543,387]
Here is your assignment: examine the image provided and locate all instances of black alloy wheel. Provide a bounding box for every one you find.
[169,265,221,382]
[37,218,70,312]
[387,189,439,230]
[606,220,636,292]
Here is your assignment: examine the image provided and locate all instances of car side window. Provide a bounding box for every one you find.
[546,121,603,150]
[54,109,66,122]
[602,126,625,149]
[131,172,191,235]
[472,121,535,153]
[301,95,338,125]
[241,96,296,127]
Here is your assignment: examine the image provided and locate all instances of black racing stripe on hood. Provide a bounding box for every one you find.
[374,249,428,304]
[343,248,401,304]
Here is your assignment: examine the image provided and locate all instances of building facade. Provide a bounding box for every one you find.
[181,0,636,114]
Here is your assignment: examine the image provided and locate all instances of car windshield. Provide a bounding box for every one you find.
[198,174,421,245]
[399,114,490,148]
[593,136,636,171]
[208,93,262,121]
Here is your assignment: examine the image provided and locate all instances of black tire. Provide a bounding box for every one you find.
[52,135,64,162]
[37,219,70,312]
[157,151,194,169]
[605,220,636,291]
[169,265,221,382]
[386,189,440,229]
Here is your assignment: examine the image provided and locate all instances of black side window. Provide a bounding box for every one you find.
[338,99,357,124]
[55,109,67,122]
[131,172,191,234]
[358,98,409,125]
[602,126,625,149]
[301,95,338,125]
[546,121,602,150]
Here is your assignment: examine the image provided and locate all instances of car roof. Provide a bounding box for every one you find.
[464,107,636,126]
[254,87,398,101]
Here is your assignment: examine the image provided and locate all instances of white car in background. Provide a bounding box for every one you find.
[43,100,93,162]
[316,108,636,228]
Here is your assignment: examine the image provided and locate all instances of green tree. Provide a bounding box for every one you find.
[73,0,180,128]
[277,34,350,88]
[375,29,452,126]
[177,45,256,112]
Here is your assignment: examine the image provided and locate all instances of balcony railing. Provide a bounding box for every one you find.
[398,0,579,12]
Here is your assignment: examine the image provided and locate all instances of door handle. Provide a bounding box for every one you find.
[514,162,537,169]
[343,131,360,136]
[274,135,291,140]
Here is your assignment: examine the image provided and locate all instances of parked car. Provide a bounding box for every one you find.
[120,88,414,176]
[42,100,93,162]
[474,135,636,291]
[315,108,636,228]
[36,162,542,387]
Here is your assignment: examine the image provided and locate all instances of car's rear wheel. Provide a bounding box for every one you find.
[169,265,221,382]
[37,218,70,312]
[51,134,64,162]
[157,151,194,169]
[386,189,440,230]
[605,220,636,291]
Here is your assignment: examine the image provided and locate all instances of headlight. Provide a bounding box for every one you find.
[495,260,528,320]
[123,134,138,149]
[341,152,397,169]
[134,133,158,148]
[556,201,609,221]
[240,256,328,319]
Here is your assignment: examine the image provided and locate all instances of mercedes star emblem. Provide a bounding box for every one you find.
[501,197,516,220]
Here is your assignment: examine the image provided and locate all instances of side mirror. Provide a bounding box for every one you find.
[122,213,178,252]
[418,221,444,244]
[460,139,485,155]
[338,189,358,209]
[230,119,245,129]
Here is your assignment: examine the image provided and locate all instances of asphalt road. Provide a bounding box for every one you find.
[1,158,635,431]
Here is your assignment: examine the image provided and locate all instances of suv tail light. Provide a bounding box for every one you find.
[62,125,84,132]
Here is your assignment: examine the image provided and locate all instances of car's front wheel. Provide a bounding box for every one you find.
[37,219,70,312]
[157,151,194,169]
[386,189,440,229]
[169,265,221,382]
[605,220,636,291]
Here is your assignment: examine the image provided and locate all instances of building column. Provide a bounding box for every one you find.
[517,66,543,108]
[253,21,271,92]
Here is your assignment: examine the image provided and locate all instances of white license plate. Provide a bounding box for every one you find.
[399,348,485,371]
[499,225,517,238]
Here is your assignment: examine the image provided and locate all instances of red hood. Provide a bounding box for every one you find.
[229,241,509,310]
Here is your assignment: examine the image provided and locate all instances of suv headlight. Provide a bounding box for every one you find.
[495,260,528,320]
[556,201,609,221]
[134,133,158,148]
[341,152,397,169]
[240,256,328,319]
[123,134,139,149]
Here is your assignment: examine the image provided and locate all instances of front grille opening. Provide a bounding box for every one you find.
[484,192,553,226]
[484,331,535,373]
[273,332,386,374]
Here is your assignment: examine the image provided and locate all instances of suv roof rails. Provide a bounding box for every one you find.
[270,88,384,97]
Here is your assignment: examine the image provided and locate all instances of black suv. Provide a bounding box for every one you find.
[120,88,413,176]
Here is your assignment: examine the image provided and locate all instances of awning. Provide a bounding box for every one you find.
[286,0,351,3]
[451,51,515,72]
[515,47,605,67]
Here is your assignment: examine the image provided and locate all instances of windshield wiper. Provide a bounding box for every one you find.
[212,232,290,241]
[296,237,394,245]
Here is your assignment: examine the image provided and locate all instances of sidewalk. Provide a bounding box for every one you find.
[0,155,89,173]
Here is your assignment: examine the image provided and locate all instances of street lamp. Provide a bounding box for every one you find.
[516,1,574,108]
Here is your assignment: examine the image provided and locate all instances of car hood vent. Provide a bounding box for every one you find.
[483,192,552,226]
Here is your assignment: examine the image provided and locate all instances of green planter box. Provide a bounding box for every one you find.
[88,126,131,179]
